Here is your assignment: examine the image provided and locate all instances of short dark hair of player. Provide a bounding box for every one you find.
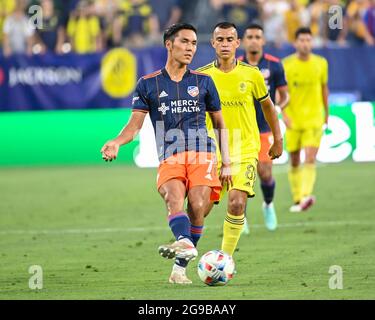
[163,23,197,46]
[213,22,237,32]
[245,23,264,33]
[295,27,312,39]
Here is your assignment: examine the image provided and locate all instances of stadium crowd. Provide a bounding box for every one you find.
[0,0,374,55]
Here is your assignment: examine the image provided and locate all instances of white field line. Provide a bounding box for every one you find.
[0,220,373,236]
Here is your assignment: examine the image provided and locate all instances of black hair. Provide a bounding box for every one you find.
[163,23,197,45]
[245,23,264,32]
[295,27,312,39]
[213,22,237,32]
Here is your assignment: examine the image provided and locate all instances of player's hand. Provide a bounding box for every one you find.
[100,140,120,162]
[220,162,233,191]
[268,138,283,160]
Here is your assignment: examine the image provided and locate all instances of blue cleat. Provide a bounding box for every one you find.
[241,217,250,235]
[262,202,277,231]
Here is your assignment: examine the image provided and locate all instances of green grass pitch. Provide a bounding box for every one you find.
[0,161,374,300]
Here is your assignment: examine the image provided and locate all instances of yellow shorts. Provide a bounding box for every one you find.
[285,127,323,152]
[217,158,258,202]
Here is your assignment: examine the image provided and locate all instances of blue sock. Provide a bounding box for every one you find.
[190,225,203,247]
[168,212,192,243]
[261,179,275,205]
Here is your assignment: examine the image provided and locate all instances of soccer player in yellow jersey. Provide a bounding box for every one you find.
[197,22,283,256]
[282,27,329,212]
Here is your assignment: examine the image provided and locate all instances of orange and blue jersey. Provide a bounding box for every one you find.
[239,53,287,133]
[132,68,221,161]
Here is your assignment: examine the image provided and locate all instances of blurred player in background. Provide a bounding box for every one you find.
[239,23,289,233]
[282,27,329,212]
[101,23,232,284]
[197,22,283,257]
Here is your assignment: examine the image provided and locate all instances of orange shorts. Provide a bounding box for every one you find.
[157,151,222,202]
[259,132,274,163]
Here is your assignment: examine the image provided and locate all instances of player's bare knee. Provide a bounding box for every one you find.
[258,169,272,183]
[189,198,206,215]
[304,153,317,164]
[228,198,246,215]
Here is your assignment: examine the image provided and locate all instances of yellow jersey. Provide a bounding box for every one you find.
[67,16,100,54]
[197,60,269,163]
[0,0,15,43]
[282,53,328,130]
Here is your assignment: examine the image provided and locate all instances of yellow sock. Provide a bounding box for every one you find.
[288,166,302,203]
[221,213,244,256]
[301,163,316,197]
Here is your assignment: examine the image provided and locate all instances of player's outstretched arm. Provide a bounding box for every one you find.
[260,97,283,160]
[101,111,147,162]
[209,111,233,189]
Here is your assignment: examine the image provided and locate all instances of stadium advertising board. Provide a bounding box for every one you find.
[135,102,375,166]
[0,48,162,111]
[0,103,373,166]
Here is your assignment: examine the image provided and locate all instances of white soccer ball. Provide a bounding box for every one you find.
[197,250,235,286]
